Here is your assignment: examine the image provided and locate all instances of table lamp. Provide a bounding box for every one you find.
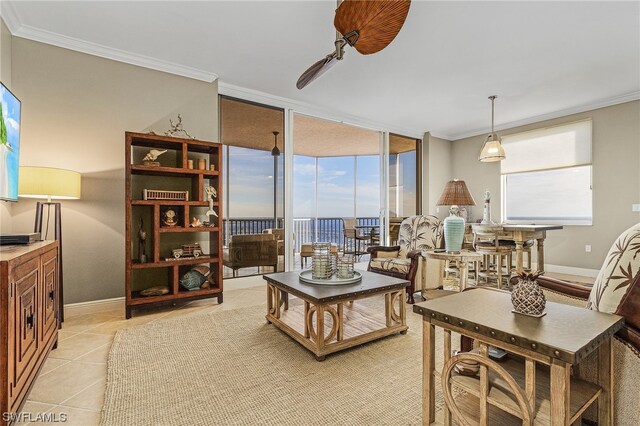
[436,179,476,252]
[19,166,81,324]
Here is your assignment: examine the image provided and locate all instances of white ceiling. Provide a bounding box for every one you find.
[3,1,639,140]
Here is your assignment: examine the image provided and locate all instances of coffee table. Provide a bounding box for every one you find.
[263,270,410,361]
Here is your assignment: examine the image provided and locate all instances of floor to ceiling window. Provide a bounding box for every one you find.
[219,96,285,278]
[292,114,381,267]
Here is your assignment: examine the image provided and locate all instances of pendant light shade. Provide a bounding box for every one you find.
[479,96,505,162]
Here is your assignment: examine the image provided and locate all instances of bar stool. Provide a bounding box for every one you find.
[514,239,534,271]
[473,226,513,289]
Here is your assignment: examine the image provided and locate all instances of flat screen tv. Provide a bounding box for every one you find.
[0,82,21,201]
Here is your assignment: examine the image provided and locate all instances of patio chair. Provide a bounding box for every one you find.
[342,218,370,259]
[262,228,285,256]
[223,233,278,277]
[367,215,444,304]
[523,223,640,424]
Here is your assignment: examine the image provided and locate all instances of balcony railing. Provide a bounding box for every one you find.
[223,217,379,252]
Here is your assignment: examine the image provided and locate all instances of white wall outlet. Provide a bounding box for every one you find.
[585,245,592,253]
[633,204,640,212]
[436,207,440,213]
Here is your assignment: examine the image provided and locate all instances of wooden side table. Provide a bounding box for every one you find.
[422,249,482,291]
[413,289,624,425]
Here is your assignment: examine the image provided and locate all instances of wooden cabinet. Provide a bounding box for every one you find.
[125,132,223,318]
[0,241,59,420]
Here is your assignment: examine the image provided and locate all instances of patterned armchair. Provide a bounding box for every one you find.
[534,223,640,424]
[367,215,444,304]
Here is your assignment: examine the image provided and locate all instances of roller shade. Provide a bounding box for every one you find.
[501,119,592,174]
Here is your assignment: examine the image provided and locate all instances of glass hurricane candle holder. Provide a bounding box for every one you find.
[336,254,355,279]
[312,242,332,280]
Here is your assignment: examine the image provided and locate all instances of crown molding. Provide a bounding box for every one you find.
[218,81,425,140]
[0,2,21,34]
[1,3,217,83]
[447,90,640,141]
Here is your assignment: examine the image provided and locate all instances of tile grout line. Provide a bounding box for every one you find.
[55,378,105,412]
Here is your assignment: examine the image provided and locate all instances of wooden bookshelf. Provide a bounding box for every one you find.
[125,132,223,319]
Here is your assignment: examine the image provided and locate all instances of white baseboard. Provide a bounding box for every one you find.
[538,263,600,278]
[64,297,125,318]
[62,277,266,318]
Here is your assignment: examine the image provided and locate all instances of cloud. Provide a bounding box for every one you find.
[6,118,18,130]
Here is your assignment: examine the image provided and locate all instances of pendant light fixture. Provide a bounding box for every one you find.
[478,95,506,162]
[271,131,280,157]
[271,131,280,228]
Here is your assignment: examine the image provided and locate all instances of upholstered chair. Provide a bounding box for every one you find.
[367,215,444,304]
[533,223,640,425]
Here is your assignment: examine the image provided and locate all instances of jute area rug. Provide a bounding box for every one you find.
[101,296,459,426]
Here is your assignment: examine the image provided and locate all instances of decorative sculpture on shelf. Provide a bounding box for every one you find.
[205,186,218,218]
[190,217,203,227]
[481,189,494,224]
[165,114,194,139]
[142,149,167,166]
[146,114,195,139]
[137,218,147,263]
[179,266,211,291]
[163,208,178,227]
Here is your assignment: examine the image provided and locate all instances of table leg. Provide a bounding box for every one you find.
[515,240,525,274]
[303,300,310,338]
[315,305,325,361]
[443,329,452,426]
[536,238,545,273]
[550,358,571,426]
[337,303,344,341]
[479,344,489,426]
[400,289,407,328]
[423,317,435,425]
[597,337,614,426]
[459,260,469,291]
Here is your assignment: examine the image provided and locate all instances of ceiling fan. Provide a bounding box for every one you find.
[296,0,411,90]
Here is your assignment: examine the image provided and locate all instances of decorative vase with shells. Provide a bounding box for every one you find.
[511,271,546,317]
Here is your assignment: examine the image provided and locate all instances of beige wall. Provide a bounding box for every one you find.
[0,19,13,232]
[451,100,640,271]
[9,37,218,303]
[423,132,452,220]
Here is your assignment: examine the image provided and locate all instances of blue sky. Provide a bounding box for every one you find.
[0,84,21,201]
[224,148,382,218]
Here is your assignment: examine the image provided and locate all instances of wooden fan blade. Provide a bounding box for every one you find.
[296,54,338,89]
[334,0,411,55]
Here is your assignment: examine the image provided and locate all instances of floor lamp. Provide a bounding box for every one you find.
[19,166,81,325]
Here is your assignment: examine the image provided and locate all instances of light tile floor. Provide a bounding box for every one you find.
[18,271,593,425]
[19,281,267,426]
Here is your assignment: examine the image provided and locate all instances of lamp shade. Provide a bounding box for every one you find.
[18,166,81,200]
[479,134,506,162]
[436,179,476,206]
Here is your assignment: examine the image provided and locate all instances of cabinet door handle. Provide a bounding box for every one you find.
[26,312,35,329]
[49,290,55,301]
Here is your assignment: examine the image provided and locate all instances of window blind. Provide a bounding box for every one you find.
[501,119,592,174]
